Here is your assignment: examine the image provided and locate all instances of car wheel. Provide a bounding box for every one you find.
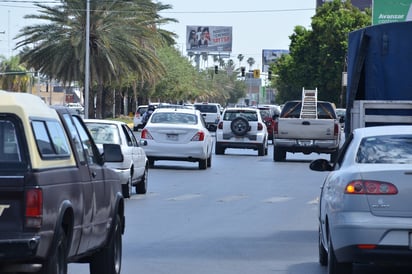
[121,177,131,198]
[136,167,148,194]
[90,215,122,274]
[258,144,265,156]
[319,227,327,266]
[199,158,207,170]
[207,154,212,167]
[215,143,225,155]
[330,149,339,162]
[42,225,68,274]
[230,117,249,136]
[327,234,352,274]
[273,146,286,162]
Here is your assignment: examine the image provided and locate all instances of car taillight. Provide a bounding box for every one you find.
[25,189,42,228]
[345,180,398,195]
[191,131,205,141]
[218,121,223,130]
[273,120,278,134]
[257,122,264,131]
[334,122,340,136]
[141,128,153,140]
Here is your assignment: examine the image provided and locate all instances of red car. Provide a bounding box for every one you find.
[258,105,280,144]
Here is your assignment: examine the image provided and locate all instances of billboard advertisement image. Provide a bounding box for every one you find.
[373,0,412,25]
[186,26,232,53]
[262,49,289,72]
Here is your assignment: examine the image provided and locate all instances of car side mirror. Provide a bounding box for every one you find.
[309,159,333,172]
[103,144,123,162]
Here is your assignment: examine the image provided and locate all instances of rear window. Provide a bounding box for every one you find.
[194,104,218,113]
[151,113,198,125]
[223,110,258,121]
[0,117,28,172]
[356,135,412,164]
[86,123,121,145]
[281,102,337,119]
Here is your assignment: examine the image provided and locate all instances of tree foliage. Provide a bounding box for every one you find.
[273,0,371,106]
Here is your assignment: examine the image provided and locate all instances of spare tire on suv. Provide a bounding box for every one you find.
[230,117,249,136]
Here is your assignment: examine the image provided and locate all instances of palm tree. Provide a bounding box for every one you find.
[247,57,255,70]
[237,54,244,68]
[15,0,177,117]
[0,55,30,92]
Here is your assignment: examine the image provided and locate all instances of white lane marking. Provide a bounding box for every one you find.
[167,194,202,201]
[218,194,247,202]
[263,196,293,203]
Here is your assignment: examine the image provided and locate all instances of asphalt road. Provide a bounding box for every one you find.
[69,142,412,274]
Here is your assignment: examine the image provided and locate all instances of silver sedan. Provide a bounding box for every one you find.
[310,125,412,274]
[141,108,213,169]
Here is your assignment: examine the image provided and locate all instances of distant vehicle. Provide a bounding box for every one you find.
[257,105,280,144]
[193,102,222,131]
[85,119,149,197]
[133,105,148,131]
[310,125,412,274]
[215,107,268,156]
[141,107,213,169]
[335,108,346,128]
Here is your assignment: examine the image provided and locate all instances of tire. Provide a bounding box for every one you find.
[230,117,249,136]
[42,225,68,274]
[199,158,207,170]
[121,177,131,198]
[319,227,327,266]
[258,144,265,156]
[207,154,212,167]
[327,235,352,274]
[330,149,339,163]
[136,167,148,194]
[90,215,122,274]
[215,143,224,155]
[273,146,286,162]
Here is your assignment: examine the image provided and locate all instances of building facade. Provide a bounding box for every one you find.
[316,0,372,11]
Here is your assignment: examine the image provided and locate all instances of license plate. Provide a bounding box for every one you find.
[166,134,178,141]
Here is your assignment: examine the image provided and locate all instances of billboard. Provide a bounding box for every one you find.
[186,26,232,53]
[262,49,289,72]
[373,0,412,25]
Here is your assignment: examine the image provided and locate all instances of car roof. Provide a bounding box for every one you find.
[224,107,259,112]
[84,119,126,126]
[152,107,200,115]
[353,125,412,138]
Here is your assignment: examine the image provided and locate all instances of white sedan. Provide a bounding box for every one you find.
[84,119,148,198]
[140,108,213,169]
[310,125,412,274]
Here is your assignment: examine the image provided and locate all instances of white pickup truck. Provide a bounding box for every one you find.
[273,100,341,162]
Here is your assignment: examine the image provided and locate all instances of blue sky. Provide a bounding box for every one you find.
[0,0,316,68]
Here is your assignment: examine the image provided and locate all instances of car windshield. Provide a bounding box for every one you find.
[223,110,258,121]
[151,113,198,125]
[356,135,412,164]
[86,123,121,145]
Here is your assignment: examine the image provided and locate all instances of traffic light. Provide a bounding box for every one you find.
[268,70,272,80]
[253,69,260,78]
[214,65,218,74]
[241,66,246,77]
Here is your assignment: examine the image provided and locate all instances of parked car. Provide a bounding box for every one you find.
[215,107,268,156]
[193,102,222,131]
[85,119,149,198]
[140,107,213,169]
[310,125,412,274]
